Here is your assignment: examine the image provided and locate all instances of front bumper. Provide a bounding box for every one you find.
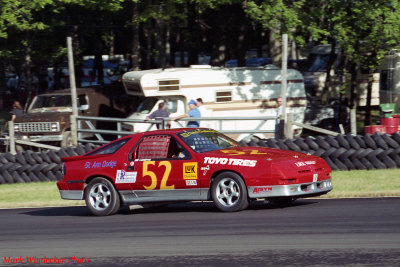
[15,134,63,142]
[248,179,333,199]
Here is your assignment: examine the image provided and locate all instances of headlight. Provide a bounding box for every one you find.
[51,122,59,132]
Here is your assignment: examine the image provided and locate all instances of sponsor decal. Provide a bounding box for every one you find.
[130,161,135,167]
[203,157,257,167]
[183,162,197,180]
[294,161,316,167]
[84,160,117,169]
[186,180,197,186]
[252,187,272,194]
[313,173,318,182]
[135,159,151,162]
[115,170,137,183]
[201,165,210,175]
[179,129,216,138]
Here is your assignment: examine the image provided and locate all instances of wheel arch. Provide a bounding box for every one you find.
[208,169,248,199]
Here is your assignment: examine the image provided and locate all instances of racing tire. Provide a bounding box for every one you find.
[76,144,87,155]
[276,139,289,150]
[294,138,310,151]
[31,151,44,164]
[326,136,340,148]
[24,150,37,165]
[336,134,350,149]
[0,155,8,164]
[48,150,61,164]
[355,135,367,148]
[85,178,121,216]
[304,136,319,151]
[346,133,360,150]
[15,152,27,165]
[364,134,377,149]
[4,153,16,163]
[315,136,330,150]
[382,134,399,148]
[11,171,25,183]
[391,132,400,143]
[360,158,375,170]
[211,172,249,212]
[0,173,5,184]
[40,151,53,164]
[373,133,389,150]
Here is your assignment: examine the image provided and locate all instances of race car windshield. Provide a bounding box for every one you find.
[177,129,239,153]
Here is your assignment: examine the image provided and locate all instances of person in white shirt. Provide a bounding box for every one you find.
[196,98,210,127]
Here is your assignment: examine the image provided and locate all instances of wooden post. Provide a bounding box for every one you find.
[280,34,288,139]
[67,37,78,147]
[9,121,16,155]
[285,113,294,139]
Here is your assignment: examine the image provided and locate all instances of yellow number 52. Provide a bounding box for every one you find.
[143,161,174,190]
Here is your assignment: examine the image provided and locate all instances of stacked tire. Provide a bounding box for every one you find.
[247,132,400,171]
[0,143,97,184]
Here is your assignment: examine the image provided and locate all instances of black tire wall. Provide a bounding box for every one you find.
[242,132,400,171]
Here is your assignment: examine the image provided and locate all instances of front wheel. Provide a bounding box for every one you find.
[85,178,120,216]
[211,172,249,212]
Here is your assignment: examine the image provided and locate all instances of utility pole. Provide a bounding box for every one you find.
[280,34,288,139]
[67,37,78,146]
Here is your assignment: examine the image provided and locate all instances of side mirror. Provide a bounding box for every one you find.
[79,104,89,111]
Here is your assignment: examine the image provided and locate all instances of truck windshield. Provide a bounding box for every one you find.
[177,129,239,153]
[136,97,158,114]
[31,95,72,109]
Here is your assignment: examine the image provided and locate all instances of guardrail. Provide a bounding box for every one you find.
[1,113,342,153]
[74,115,277,144]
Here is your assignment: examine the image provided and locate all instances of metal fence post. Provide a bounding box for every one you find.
[285,113,294,139]
[70,114,78,146]
[9,121,16,155]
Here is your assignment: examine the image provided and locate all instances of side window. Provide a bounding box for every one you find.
[216,91,232,103]
[135,135,171,160]
[133,135,189,160]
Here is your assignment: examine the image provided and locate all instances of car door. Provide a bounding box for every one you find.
[126,134,200,201]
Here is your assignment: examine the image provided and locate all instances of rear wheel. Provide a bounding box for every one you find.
[211,172,249,212]
[85,178,120,216]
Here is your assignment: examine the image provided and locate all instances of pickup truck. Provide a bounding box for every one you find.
[13,87,137,147]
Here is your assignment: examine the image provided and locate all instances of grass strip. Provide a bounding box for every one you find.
[0,169,399,208]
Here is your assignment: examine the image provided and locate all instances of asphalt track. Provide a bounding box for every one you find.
[0,198,399,266]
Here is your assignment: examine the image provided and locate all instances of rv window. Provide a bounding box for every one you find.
[158,80,180,91]
[216,91,232,103]
[137,97,158,114]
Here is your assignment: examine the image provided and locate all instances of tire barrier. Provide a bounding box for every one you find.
[0,143,98,184]
[243,132,400,171]
[1,132,400,183]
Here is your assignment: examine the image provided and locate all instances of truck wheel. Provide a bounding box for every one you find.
[211,172,249,212]
[61,131,73,148]
[85,178,120,216]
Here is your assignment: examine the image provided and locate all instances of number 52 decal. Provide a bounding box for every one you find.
[142,161,174,190]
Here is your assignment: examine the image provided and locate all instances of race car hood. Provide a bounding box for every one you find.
[206,146,330,173]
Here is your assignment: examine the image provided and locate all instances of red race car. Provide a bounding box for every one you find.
[57,128,332,216]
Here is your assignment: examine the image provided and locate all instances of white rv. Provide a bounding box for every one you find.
[122,65,306,139]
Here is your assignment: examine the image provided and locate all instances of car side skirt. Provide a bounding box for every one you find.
[59,190,84,200]
[119,188,209,204]
[248,179,333,198]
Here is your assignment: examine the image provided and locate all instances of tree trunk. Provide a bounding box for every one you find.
[23,31,33,111]
[131,2,140,70]
[268,27,282,66]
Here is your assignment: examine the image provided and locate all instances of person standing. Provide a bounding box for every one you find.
[145,102,170,129]
[196,98,210,127]
[172,99,201,127]
[10,101,24,121]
